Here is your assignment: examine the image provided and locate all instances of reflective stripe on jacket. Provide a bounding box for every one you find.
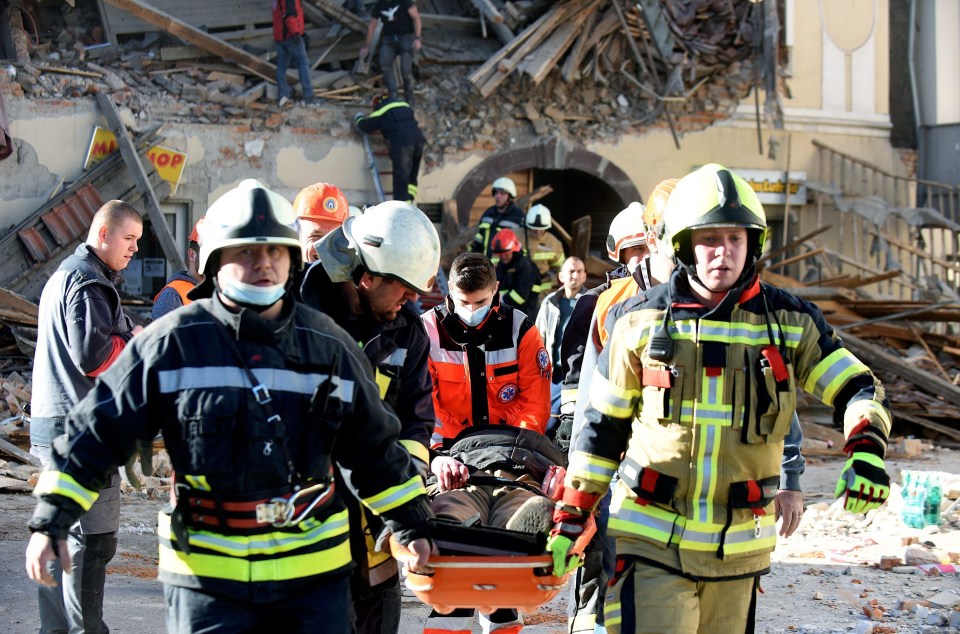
[570,272,891,579]
[421,302,551,447]
[31,293,430,596]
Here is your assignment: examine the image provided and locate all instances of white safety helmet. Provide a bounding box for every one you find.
[525,204,552,230]
[197,179,301,275]
[342,200,441,294]
[605,202,647,263]
[491,177,517,198]
[348,205,363,219]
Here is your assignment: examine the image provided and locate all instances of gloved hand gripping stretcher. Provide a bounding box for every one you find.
[390,466,597,615]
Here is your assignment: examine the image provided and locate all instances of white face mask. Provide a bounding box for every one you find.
[220,278,286,307]
[455,303,491,327]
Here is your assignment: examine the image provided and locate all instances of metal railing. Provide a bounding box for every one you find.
[809,140,960,300]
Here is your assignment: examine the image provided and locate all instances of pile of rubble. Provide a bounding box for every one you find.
[3,0,777,168]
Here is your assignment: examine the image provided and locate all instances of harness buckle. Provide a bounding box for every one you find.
[252,383,272,404]
[256,498,294,525]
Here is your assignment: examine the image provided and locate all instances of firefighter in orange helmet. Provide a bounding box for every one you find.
[294,182,350,263]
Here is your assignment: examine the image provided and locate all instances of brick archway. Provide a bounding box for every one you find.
[453,137,641,227]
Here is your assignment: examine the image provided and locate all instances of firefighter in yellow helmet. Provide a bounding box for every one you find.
[549,164,891,633]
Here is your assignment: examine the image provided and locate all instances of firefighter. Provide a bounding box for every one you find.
[471,177,525,259]
[549,165,891,634]
[492,228,542,320]
[300,200,440,634]
[153,220,204,319]
[294,182,350,263]
[25,179,433,633]
[554,201,652,453]
[523,204,565,296]
[562,179,807,633]
[420,251,553,634]
[355,94,425,203]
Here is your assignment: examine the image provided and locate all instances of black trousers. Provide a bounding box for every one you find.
[390,141,423,203]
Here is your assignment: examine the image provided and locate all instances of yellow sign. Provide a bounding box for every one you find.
[84,126,188,193]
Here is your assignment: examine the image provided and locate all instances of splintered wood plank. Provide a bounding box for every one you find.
[102,0,279,82]
[518,1,601,85]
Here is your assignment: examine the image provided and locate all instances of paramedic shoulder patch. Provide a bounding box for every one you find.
[498,383,518,402]
[537,347,550,371]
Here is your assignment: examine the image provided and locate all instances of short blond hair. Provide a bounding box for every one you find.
[88,200,142,241]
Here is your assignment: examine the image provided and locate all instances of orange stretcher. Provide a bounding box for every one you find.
[391,513,597,615]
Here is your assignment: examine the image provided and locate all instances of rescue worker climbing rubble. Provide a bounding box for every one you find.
[25,179,434,633]
[549,164,891,634]
[300,200,440,634]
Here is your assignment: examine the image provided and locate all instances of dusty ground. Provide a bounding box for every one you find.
[0,449,957,633]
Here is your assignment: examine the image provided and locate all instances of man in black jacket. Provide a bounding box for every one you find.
[301,200,440,634]
[355,95,425,203]
[30,200,144,634]
[26,180,433,633]
[492,228,542,320]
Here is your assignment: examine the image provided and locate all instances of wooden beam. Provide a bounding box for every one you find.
[101,0,280,83]
[908,323,951,382]
[821,270,903,289]
[308,0,367,34]
[840,331,960,411]
[96,93,186,272]
[892,410,960,442]
[0,436,41,467]
[757,224,833,266]
[469,0,514,44]
[762,247,824,272]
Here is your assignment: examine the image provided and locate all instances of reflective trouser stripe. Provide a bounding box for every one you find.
[424,612,473,633]
[570,612,598,633]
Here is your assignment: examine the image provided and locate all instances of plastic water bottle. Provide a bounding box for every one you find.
[901,471,925,529]
[922,474,942,527]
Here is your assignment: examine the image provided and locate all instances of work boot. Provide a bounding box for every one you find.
[505,495,555,535]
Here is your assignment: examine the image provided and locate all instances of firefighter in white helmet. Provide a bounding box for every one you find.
[523,203,566,297]
[471,176,525,259]
[26,179,434,632]
[551,164,890,633]
[300,200,440,634]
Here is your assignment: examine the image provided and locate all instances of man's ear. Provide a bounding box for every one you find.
[98,224,110,245]
[358,271,376,290]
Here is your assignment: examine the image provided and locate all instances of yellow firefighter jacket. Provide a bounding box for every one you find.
[568,273,890,580]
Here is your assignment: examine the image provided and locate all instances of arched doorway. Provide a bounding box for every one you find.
[453,137,641,256]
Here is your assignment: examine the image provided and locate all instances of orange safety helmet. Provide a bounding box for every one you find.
[491,228,522,254]
[293,183,350,229]
[189,219,202,245]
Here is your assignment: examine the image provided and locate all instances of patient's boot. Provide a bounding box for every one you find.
[505,496,555,535]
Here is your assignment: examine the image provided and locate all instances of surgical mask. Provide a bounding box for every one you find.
[220,278,286,307]
[455,303,491,327]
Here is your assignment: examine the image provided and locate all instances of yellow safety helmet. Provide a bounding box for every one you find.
[643,178,679,239]
[660,164,767,267]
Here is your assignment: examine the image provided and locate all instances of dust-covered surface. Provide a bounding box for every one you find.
[0,450,957,633]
